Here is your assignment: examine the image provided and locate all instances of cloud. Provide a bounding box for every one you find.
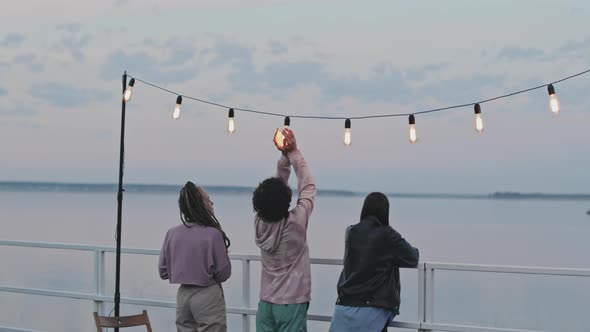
[497,46,545,60]
[100,49,198,83]
[140,38,198,67]
[52,24,92,61]
[161,40,197,67]
[56,23,83,33]
[61,34,92,61]
[13,53,44,73]
[260,61,325,89]
[405,63,448,81]
[557,36,590,55]
[211,40,253,66]
[0,33,26,47]
[29,83,111,108]
[226,53,415,103]
[419,74,506,104]
[269,41,288,55]
[0,96,37,116]
[0,105,37,116]
[208,40,435,104]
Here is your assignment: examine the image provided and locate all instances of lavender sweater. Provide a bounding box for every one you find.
[255,149,317,304]
[159,224,231,286]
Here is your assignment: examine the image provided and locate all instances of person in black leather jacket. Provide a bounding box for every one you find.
[329,192,419,332]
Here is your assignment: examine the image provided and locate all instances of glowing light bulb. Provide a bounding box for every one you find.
[123,78,135,102]
[547,84,560,114]
[474,103,484,133]
[408,115,417,143]
[272,117,292,149]
[343,119,352,146]
[227,108,235,133]
[173,96,182,120]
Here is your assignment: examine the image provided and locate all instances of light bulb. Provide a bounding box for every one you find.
[475,114,484,133]
[273,117,291,149]
[173,96,182,120]
[273,128,286,149]
[548,84,560,114]
[343,119,352,146]
[474,103,484,133]
[123,78,135,102]
[227,108,235,133]
[408,115,417,143]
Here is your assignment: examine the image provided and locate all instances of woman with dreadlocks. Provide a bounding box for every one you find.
[159,182,232,332]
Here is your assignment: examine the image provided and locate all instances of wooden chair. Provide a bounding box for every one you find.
[93,310,153,331]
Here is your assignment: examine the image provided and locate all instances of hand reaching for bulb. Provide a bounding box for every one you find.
[273,128,297,154]
[282,128,297,153]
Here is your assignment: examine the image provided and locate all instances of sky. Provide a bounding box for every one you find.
[1,0,589,193]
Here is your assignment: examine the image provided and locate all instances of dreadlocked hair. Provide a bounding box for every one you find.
[178,181,231,249]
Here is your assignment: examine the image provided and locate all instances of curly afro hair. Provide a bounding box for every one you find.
[252,177,292,223]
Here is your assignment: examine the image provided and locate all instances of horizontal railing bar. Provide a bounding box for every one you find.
[309,258,343,265]
[305,313,420,329]
[5,240,590,276]
[0,326,40,332]
[0,285,421,328]
[0,285,105,302]
[0,240,342,267]
[426,263,590,277]
[421,322,549,332]
[0,240,107,252]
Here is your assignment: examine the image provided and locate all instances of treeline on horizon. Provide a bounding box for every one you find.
[1,182,590,201]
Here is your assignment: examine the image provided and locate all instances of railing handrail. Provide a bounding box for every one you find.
[3,240,590,275]
[426,262,590,277]
[2,239,587,332]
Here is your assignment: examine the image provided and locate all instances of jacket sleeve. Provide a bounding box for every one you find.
[211,230,232,283]
[158,231,169,280]
[276,154,291,184]
[388,228,420,268]
[288,149,316,228]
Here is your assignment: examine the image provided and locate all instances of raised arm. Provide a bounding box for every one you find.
[275,128,316,227]
[276,153,291,184]
[289,148,316,226]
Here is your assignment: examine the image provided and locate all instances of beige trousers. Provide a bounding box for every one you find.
[176,283,227,332]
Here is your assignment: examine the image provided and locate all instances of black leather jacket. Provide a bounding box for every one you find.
[336,216,419,314]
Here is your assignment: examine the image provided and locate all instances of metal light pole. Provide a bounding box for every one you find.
[114,71,128,331]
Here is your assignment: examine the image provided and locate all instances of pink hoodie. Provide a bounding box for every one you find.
[255,149,316,304]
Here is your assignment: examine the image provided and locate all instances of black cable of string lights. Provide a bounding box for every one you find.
[126,68,590,120]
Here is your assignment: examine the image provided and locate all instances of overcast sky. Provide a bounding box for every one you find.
[1,0,589,193]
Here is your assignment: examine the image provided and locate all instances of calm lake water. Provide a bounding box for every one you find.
[1,190,589,331]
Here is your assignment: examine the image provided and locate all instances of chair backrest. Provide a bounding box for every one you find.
[93,310,153,332]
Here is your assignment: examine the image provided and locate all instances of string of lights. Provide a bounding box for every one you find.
[123,68,590,145]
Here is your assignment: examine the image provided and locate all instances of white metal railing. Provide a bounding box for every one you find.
[2,240,590,332]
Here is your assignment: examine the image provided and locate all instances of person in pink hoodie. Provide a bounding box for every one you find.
[253,128,317,332]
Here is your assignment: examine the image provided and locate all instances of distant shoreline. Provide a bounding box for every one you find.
[0,181,357,197]
[1,181,590,201]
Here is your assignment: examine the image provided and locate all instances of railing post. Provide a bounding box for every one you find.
[242,259,251,332]
[417,262,431,331]
[94,249,105,315]
[425,264,435,324]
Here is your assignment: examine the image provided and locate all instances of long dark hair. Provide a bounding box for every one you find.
[179,181,231,249]
[360,192,390,226]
